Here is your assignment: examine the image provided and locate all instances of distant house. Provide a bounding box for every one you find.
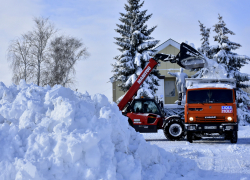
[112,39,196,104]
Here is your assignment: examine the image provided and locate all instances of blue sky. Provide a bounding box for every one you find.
[0,0,250,101]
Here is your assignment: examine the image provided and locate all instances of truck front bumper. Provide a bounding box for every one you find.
[185,123,238,133]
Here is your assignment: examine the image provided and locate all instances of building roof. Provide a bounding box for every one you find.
[154,38,180,52]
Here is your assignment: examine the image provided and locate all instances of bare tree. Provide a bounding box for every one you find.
[47,36,89,87]
[26,17,57,86]
[8,17,89,88]
[7,36,32,84]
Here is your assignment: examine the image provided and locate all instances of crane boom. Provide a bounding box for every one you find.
[117,58,158,110]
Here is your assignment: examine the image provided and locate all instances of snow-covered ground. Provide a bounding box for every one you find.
[143,126,250,180]
[0,81,203,180]
[0,80,250,179]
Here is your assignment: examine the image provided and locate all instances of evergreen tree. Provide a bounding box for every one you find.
[213,14,250,124]
[197,21,211,57]
[112,0,160,99]
[193,21,212,78]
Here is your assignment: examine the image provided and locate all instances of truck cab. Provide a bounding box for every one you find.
[124,98,165,133]
[185,86,238,143]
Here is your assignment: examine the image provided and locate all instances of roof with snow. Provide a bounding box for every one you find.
[154,38,180,52]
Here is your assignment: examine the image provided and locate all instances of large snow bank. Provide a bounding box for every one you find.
[0,80,200,180]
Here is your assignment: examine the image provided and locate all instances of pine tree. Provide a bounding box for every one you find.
[193,21,212,78]
[112,0,160,99]
[197,21,211,57]
[213,14,250,124]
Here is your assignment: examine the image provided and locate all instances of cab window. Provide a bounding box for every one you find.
[188,89,233,104]
[143,101,160,115]
[133,101,142,113]
[132,101,160,115]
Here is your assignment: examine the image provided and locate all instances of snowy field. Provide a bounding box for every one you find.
[0,81,202,180]
[0,80,249,179]
[143,126,250,180]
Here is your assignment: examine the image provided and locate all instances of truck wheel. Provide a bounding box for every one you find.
[230,131,237,143]
[187,132,193,143]
[164,119,185,141]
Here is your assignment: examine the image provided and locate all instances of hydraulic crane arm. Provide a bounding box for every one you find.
[117,43,206,111]
[117,53,177,110]
[117,58,158,110]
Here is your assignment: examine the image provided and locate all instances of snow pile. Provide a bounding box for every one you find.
[202,57,228,79]
[191,56,228,80]
[0,80,200,180]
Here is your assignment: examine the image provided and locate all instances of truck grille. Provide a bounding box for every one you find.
[196,116,225,122]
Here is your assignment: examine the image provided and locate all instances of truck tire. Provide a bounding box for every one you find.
[164,119,185,141]
[187,132,193,143]
[230,131,237,143]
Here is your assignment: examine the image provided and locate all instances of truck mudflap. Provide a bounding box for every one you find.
[185,123,238,133]
[133,125,157,133]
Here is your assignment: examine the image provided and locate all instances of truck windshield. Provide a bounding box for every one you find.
[188,89,233,104]
[133,101,160,115]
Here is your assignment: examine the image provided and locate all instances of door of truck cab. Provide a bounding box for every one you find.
[127,99,164,132]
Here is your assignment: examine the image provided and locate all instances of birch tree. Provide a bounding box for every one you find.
[8,17,89,88]
[26,17,57,86]
[7,36,32,84]
[47,36,89,87]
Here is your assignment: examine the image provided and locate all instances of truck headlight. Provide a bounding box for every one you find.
[227,117,232,121]
[189,117,194,121]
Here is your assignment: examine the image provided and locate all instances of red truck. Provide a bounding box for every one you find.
[185,79,238,143]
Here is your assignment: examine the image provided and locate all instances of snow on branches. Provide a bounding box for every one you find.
[197,21,211,58]
[112,0,160,99]
[195,14,250,124]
